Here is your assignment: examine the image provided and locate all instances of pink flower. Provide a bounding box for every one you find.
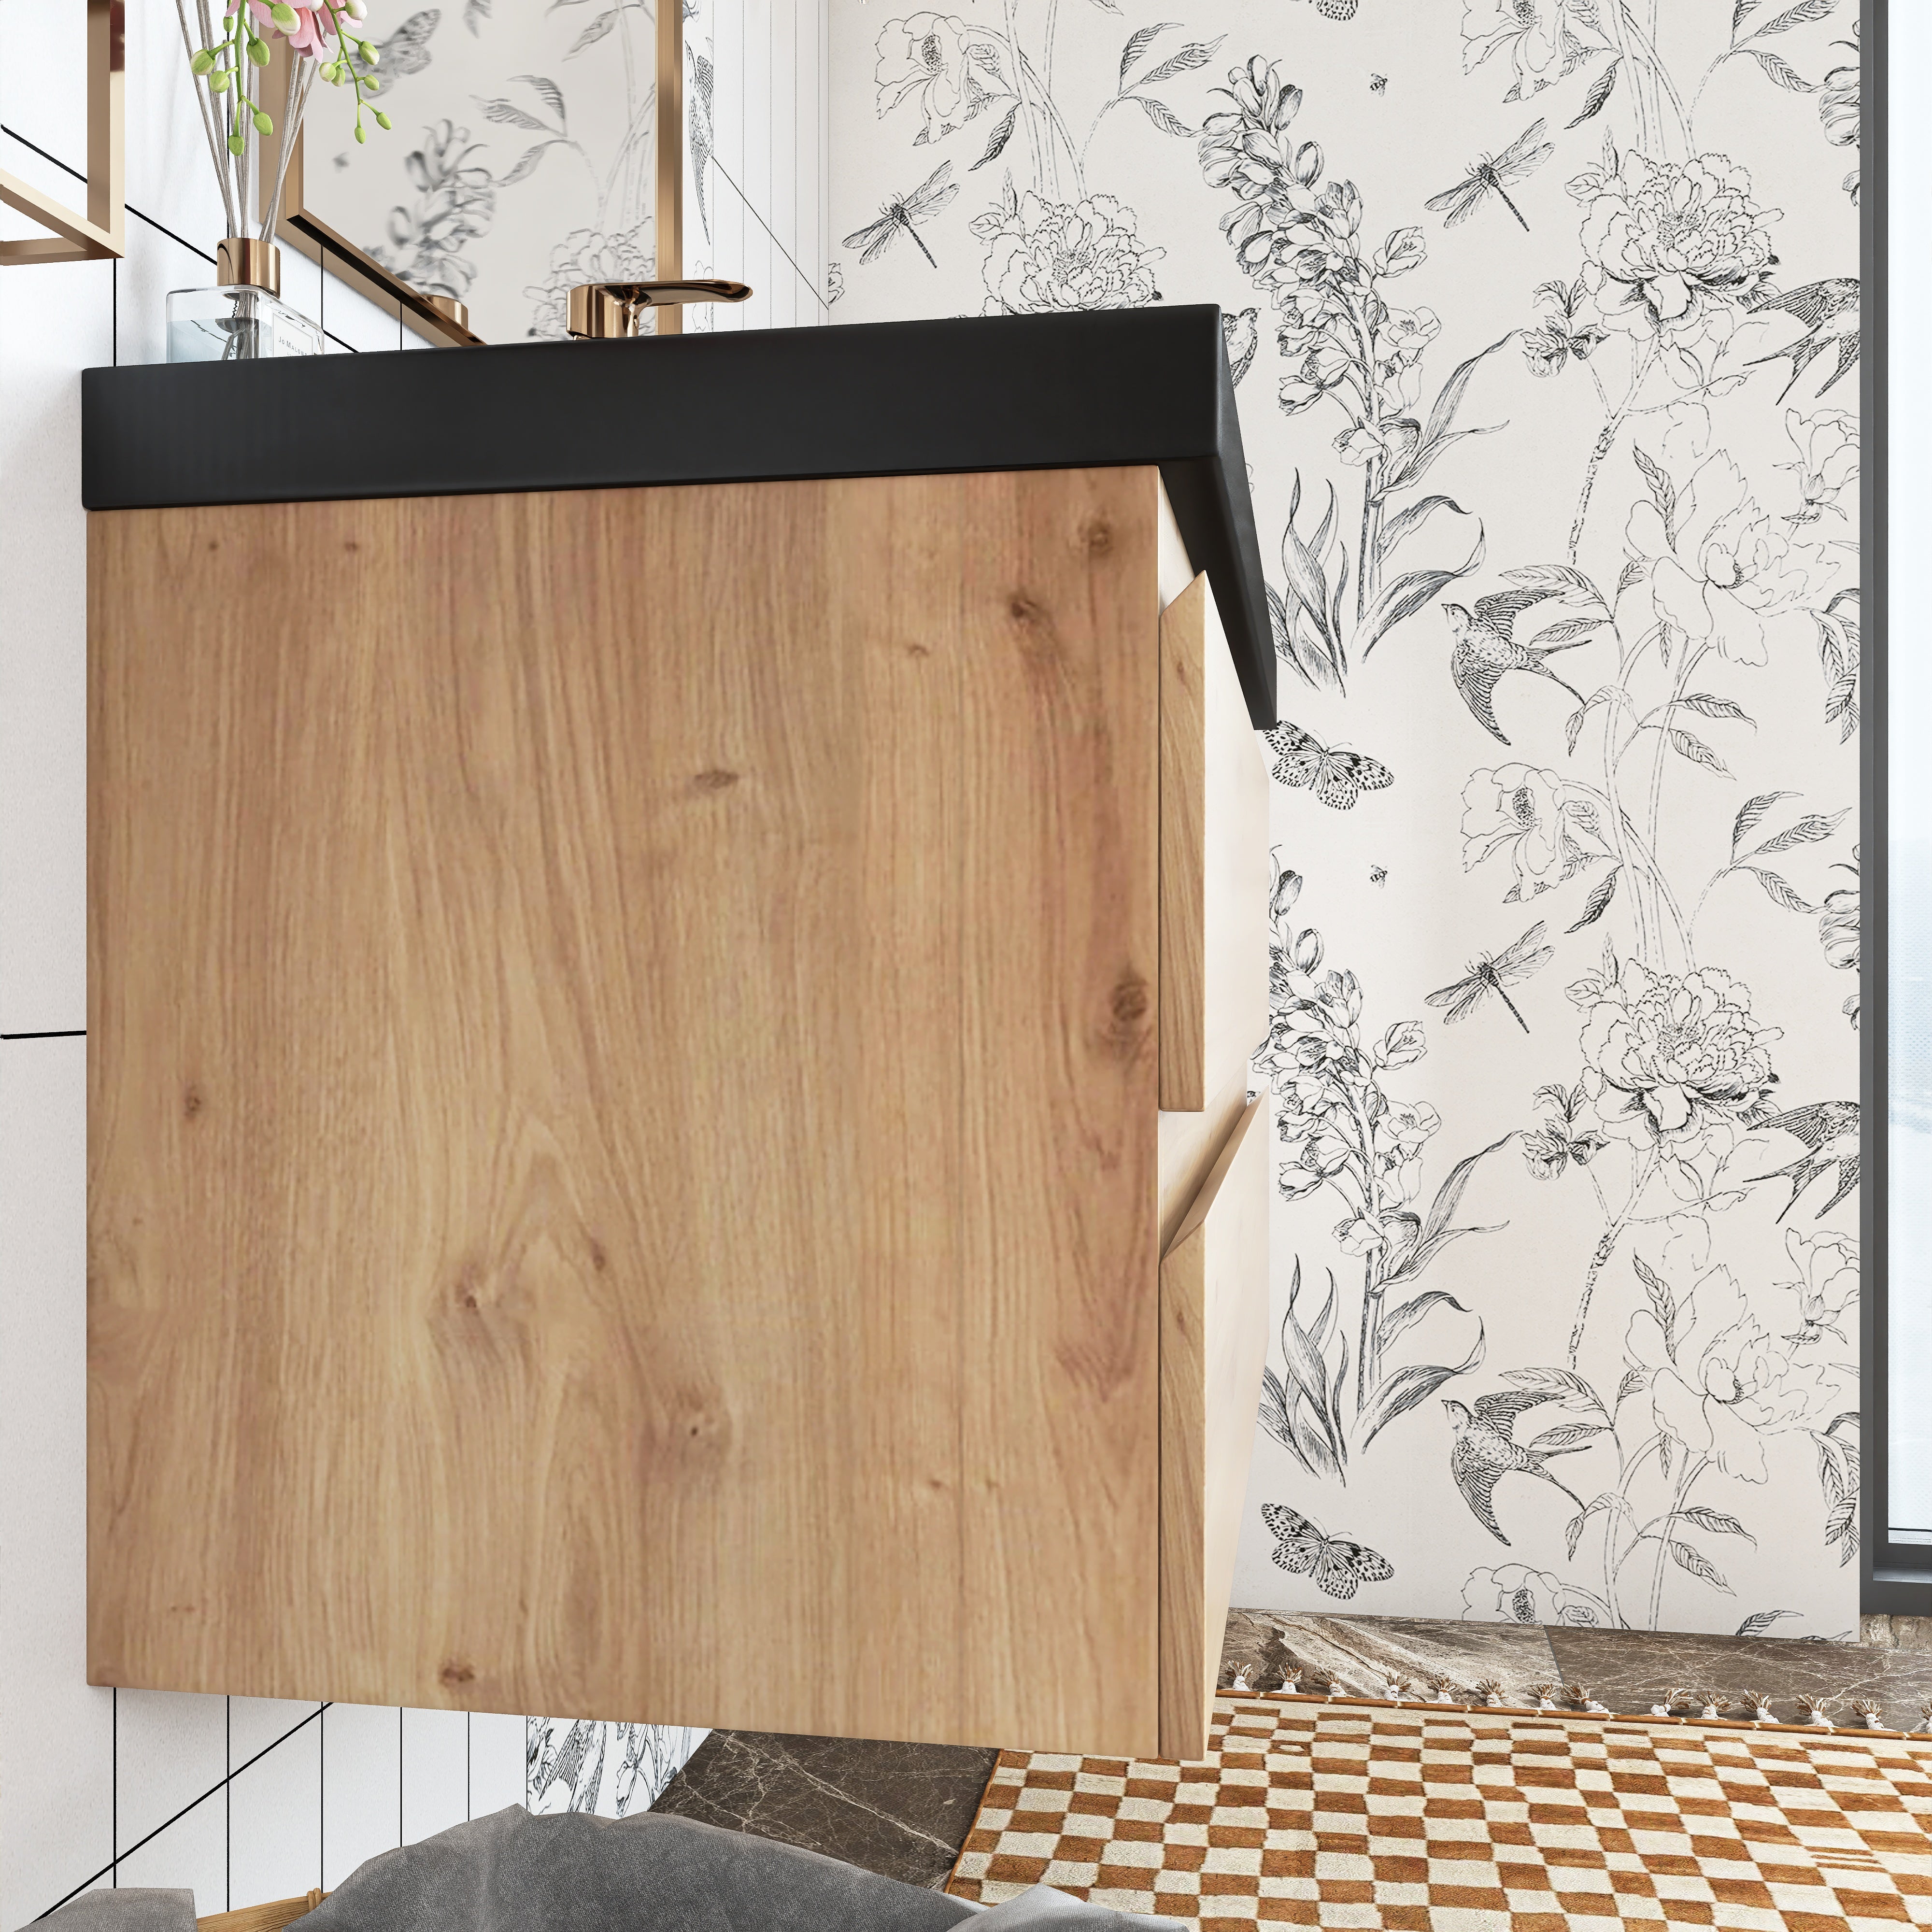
[227,0,341,57]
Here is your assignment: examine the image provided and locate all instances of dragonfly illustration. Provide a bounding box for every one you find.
[1425,922,1554,1033]
[1425,120,1553,232]
[842,163,959,269]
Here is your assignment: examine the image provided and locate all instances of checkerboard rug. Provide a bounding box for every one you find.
[945,1695,1932,1928]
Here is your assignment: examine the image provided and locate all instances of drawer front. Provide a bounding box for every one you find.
[1158,572,1270,1112]
[1158,1094,1271,1760]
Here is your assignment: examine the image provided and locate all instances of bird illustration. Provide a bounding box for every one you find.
[1745,278,1861,403]
[1445,589,1592,745]
[1222,306,1260,386]
[1442,1392,1588,1546]
[1751,1100,1859,1222]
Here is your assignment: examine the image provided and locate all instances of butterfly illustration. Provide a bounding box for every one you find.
[1425,119,1554,232]
[1261,1503,1394,1600]
[842,162,959,269]
[1264,723,1393,811]
[349,7,439,83]
[1425,921,1555,1033]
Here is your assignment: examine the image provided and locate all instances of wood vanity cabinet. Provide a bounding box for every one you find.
[84,312,1273,1762]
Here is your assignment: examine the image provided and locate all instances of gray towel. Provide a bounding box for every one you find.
[304,1806,982,1931]
[42,1891,196,1930]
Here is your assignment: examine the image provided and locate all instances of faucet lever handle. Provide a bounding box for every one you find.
[567,280,754,339]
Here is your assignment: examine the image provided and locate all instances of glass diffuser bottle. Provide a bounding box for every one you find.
[168,235,323,363]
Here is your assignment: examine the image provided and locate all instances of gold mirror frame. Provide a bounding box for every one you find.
[0,0,125,265]
[266,0,683,347]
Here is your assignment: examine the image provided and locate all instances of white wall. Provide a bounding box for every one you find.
[0,0,846,1913]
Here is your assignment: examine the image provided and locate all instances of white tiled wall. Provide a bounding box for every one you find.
[0,0,841,1914]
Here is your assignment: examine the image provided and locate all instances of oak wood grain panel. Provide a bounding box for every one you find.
[1157,1095,1269,1762]
[88,468,1162,1755]
[198,1893,324,1930]
[1157,574,1269,1112]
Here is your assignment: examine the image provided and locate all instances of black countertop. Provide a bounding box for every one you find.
[81,306,1275,728]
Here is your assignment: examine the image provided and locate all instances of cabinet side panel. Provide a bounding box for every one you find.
[1158,1096,1268,1761]
[1157,575,1208,1112]
[88,470,1160,1755]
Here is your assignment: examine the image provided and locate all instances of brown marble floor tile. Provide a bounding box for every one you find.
[648,1730,1000,1890]
[1222,1609,1561,1700]
[1546,1624,1932,1730]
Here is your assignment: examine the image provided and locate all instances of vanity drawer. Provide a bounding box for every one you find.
[1158,1093,1270,1760]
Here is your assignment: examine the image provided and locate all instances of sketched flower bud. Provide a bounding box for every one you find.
[1292,141,1323,188]
[1377,1020,1427,1069]
[1269,867,1303,922]
[1291,928,1323,974]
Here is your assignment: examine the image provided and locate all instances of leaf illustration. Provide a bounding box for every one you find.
[466,0,490,28]
[1670,1541,1731,1591]
[1753,0,1835,34]
[568,10,616,53]
[1735,1609,1798,1637]
[1669,729,1728,775]
[1502,564,1605,603]
[1564,1512,1587,1560]
[1360,542,1486,658]
[1751,808,1849,854]
[1565,707,1587,756]
[1376,1287,1475,1353]
[497,141,557,185]
[1732,0,1762,28]
[1678,692,1752,723]
[1746,867,1816,914]
[1567,59,1620,127]
[1133,95,1191,136]
[1379,493,1471,561]
[1528,1421,1607,1453]
[1416,1133,1515,1252]
[1134,37,1222,86]
[478,97,551,129]
[512,72,565,120]
[1733,791,1794,852]
[1360,1335,1486,1448]
[1394,336,1512,490]
[1633,447,1677,546]
[1565,867,1619,933]
[1615,1366,1644,1404]
[1501,1364,1605,1413]
[969,103,1019,170]
[1749,46,1814,89]
[1617,557,1647,596]
[1681,1507,1755,1541]
[1119,20,1179,81]
[1632,1253,1675,1345]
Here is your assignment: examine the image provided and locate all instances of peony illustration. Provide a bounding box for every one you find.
[1463,1563,1610,1627]
[1624,1264,1830,1482]
[1781,410,1860,527]
[970,189,1162,314]
[1623,452,1817,666]
[524,224,653,340]
[873,13,976,144]
[1461,0,1601,101]
[1575,958,1780,1153]
[1779,1228,1859,1346]
[1461,764,1611,902]
[1570,151,1778,367]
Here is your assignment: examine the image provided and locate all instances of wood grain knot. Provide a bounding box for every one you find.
[692,768,740,792]
[1109,973,1151,1030]
[1079,518,1114,556]
[905,641,931,659]
[439,1659,477,1688]
[588,1239,609,1273]
[182,1084,204,1120]
[1008,592,1045,628]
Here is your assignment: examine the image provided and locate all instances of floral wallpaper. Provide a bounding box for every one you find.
[829,0,1861,1636]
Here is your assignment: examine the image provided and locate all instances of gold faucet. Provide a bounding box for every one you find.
[567,280,753,339]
